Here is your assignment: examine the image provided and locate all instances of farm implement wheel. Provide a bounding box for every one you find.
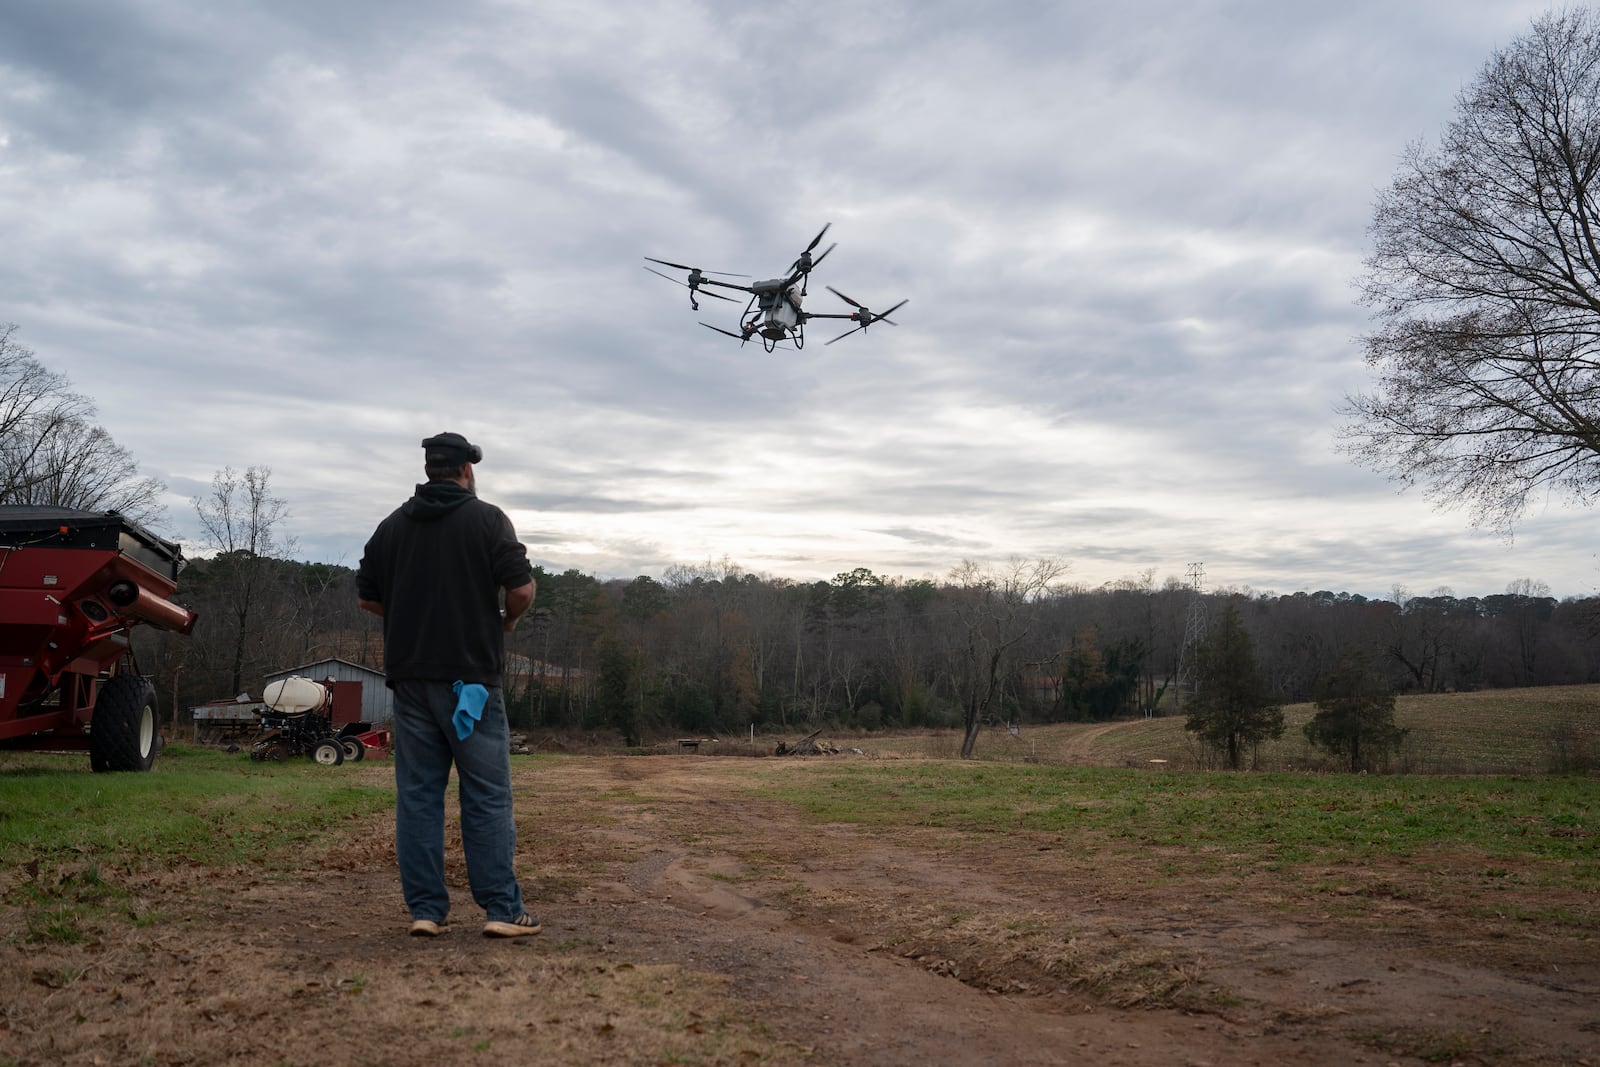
[252,739,291,762]
[311,739,345,766]
[340,737,366,762]
[89,675,159,773]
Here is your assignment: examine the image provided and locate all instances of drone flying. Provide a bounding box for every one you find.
[645,224,907,352]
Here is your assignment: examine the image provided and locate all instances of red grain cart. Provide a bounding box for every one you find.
[0,506,198,772]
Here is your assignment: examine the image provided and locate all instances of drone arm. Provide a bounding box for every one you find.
[697,277,755,294]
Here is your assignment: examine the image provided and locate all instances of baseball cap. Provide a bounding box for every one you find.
[421,432,483,466]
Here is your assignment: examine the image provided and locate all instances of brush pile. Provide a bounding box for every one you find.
[775,729,851,756]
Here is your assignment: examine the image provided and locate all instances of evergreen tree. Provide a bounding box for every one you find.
[595,632,643,746]
[1305,653,1407,772]
[1183,604,1283,769]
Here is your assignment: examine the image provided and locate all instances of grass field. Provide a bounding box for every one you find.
[753,760,1599,898]
[0,743,394,947]
[863,684,1600,774]
[5,738,1593,950]
[0,742,392,865]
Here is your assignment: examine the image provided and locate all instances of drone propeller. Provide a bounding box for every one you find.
[807,223,831,252]
[643,257,748,278]
[823,293,908,343]
[827,285,865,309]
[875,298,909,323]
[788,223,834,276]
[827,287,908,325]
[645,266,738,300]
[700,322,752,345]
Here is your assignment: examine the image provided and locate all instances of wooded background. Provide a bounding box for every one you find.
[141,553,1600,743]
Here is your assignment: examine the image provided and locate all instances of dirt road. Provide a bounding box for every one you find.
[2,755,1595,1065]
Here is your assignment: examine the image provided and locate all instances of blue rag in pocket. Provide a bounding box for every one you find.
[452,680,489,740]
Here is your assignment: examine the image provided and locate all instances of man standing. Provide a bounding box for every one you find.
[357,432,539,938]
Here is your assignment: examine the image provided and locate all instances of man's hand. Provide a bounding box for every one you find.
[502,580,535,633]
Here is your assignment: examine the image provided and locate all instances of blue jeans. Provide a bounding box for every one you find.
[391,679,526,923]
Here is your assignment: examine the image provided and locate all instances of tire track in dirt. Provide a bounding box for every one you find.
[555,755,1600,1066]
[556,841,1235,1065]
[1056,719,1144,762]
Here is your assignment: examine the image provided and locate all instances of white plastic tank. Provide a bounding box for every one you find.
[263,676,327,715]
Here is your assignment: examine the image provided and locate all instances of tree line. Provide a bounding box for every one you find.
[137,549,1600,756]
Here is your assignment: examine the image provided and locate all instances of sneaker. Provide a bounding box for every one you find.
[483,913,542,938]
[408,919,449,937]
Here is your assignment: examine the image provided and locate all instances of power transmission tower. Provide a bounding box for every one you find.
[1176,563,1208,705]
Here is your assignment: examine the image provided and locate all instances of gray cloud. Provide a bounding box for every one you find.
[1,0,1587,600]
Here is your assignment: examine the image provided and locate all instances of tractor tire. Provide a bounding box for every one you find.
[311,739,345,766]
[340,737,366,763]
[90,675,159,773]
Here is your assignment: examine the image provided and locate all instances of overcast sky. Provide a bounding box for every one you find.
[2,0,1591,600]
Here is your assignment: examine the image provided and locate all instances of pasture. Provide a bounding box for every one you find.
[866,684,1600,774]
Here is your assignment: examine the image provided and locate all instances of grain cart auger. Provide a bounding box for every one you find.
[0,506,198,772]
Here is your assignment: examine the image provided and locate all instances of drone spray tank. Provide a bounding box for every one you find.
[752,277,802,338]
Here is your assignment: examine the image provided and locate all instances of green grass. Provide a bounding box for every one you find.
[0,743,393,870]
[0,744,394,945]
[754,761,1600,882]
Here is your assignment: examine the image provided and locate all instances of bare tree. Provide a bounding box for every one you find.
[192,466,292,695]
[195,466,289,557]
[946,557,1068,759]
[0,323,165,524]
[1346,11,1600,529]
[1502,577,1555,684]
[4,423,167,526]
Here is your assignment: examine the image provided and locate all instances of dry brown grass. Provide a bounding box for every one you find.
[0,924,804,1067]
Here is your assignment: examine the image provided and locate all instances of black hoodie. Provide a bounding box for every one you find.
[356,481,533,686]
